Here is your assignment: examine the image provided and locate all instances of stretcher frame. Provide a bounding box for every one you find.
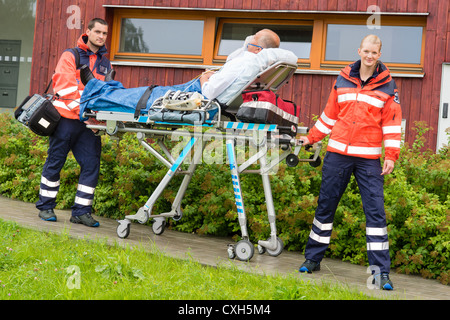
[84,61,322,261]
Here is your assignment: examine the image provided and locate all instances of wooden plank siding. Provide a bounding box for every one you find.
[30,0,450,151]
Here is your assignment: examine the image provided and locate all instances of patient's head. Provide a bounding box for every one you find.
[255,29,280,49]
[247,29,280,54]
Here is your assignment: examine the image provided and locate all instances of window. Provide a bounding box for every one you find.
[111,10,209,64]
[109,9,427,74]
[216,21,313,60]
[119,18,204,55]
[321,17,426,73]
[325,24,424,64]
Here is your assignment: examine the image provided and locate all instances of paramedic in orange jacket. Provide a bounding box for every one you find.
[298,35,402,290]
[36,18,112,227]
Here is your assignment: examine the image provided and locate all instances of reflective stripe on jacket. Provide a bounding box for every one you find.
[307,60,402,162]
[52,34,111,119]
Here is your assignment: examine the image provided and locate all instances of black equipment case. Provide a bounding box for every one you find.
[15,94,61,136]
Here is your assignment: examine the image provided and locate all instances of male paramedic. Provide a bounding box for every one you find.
[298,35,402,290]
[36,18,114,227]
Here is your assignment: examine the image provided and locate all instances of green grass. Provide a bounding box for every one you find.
[0,219,377,300]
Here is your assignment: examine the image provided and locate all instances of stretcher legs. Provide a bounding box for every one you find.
[109,124,321,262]
[117,136,202,238]
[225,139,254,261]
[256,154,284,257]
[225,138,283,261]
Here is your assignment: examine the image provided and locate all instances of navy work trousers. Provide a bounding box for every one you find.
[36,117,101,216]
[304,152,391,273]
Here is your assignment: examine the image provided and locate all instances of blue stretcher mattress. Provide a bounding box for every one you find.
[79,78,217,124]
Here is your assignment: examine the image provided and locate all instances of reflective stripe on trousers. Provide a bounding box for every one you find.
[304,152,391,273]
[36,117,101,216]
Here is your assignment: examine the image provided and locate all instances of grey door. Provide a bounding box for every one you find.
[0,40,21,108]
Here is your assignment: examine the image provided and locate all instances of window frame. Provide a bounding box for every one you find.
[111,9,214,64]
[109,8,427,75]
[213,18,314,67]
[320,16,426,73]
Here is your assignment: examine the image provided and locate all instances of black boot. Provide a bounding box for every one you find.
[104,68,116,82]
[80,65,95,86]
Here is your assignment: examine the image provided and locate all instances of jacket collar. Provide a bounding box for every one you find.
[77,34,108,57]
[341,60,392,88]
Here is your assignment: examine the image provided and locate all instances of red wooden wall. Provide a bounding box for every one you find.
[31,0,450,151]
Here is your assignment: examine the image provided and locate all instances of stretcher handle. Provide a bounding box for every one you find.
[277,125,301,136]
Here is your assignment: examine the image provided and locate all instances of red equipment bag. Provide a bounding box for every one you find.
[236,90,300,127]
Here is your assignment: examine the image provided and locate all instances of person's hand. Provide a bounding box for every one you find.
[381,159,395,175]
[299,136,310,146]
[199,70,215,86]
[85,118,100,134]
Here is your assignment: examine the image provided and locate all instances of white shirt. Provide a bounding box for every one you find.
[225,35,254,62]
[201,48,298,105]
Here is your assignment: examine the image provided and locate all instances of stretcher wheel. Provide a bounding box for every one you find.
[234,240,254,261]
[286,154,299,167]
[257,245,266,255]
[173,209,183,221]
[152,217,166,235]
[309,155,322,168]
[227,245,236,259]
[116,220,131,239]
[266,237,284,257]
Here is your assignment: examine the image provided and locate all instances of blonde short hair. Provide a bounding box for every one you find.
[360,34,382,52]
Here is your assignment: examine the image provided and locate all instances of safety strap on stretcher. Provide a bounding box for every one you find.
[134,85,158,119]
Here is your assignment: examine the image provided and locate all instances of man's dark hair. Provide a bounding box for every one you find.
[88,18,108,30]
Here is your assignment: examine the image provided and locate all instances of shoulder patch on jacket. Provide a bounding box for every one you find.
[393,91,400,104]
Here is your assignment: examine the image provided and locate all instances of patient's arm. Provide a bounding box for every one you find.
[201,61,241,100]
[199,70,215,87]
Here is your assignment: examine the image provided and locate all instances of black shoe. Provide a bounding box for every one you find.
[373,273,394,290]
[38,209,57,222]
[104,68,116,82]
[70,213,99,227]
[80,65,95,86]
[299,259,321,273]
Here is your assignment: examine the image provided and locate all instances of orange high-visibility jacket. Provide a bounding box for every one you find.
[51,34,111,119]
[307,60,402,162]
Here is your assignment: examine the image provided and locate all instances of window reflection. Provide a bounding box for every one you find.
[325,24,423,64]
[218,23,312,59]
[119,18,204,55]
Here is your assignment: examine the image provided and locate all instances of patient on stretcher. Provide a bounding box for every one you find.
[79,48,298,123]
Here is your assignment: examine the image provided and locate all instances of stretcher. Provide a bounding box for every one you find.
[83,61,322,261]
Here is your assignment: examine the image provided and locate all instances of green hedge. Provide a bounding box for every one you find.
[1,113,449,284]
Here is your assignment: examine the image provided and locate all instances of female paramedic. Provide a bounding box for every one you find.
[298,35,402,290]
[36,18,114,227]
